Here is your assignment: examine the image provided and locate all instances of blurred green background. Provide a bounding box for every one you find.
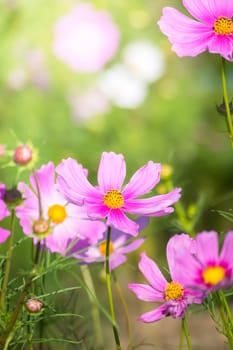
[0,0,233,348]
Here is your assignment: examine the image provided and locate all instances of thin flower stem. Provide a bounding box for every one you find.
[0,242,41,348]
[182,316,193,350]
[221,57,233,149]
[217,291,233,349]
[112,271,132,347]
[218,290,233,329]
[0,210,16,315]
[80,265,103,348]
[105,226,122,350]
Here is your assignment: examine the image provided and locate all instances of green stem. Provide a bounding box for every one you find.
[112,271,132,347]
[221,57,233,148]
[217,291,233,349]
[0,210,16,315]
[80,265,103,348]
[105,226,121,350]
[182,316,193,350]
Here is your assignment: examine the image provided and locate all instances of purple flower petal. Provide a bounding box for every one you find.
[0,228,11,243]
[107,209,139,236]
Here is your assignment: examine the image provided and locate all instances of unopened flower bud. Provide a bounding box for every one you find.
[32,219,49,235]
[25,298,43,313]
[13,144,33,165]
[4,187,22,204]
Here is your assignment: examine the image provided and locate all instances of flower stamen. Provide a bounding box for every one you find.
[165,281,184,301]
[202,266,225,285]
[47,204,67,223]
[103,189,124,209]
[214,17,233,35]
[99,241,114,256]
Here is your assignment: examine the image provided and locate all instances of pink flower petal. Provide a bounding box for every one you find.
[208,35,233,61]
[128,283,164,302]
[139,252,167,291]
[183,0,217,23]
[219,231,233,267]
[122,162,161,199]
[139,304,167,323]
[196,231,218,265]
[56,158,100,205]
[107,209,139,236]
[97,152,126,192]
[0,228,11,243]
[124,188,181,216]
[158,7,214,57]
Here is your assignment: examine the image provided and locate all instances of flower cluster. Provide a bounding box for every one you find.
[129,231,233,322]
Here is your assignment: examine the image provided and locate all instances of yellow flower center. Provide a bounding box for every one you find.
[202,266,225,285]
[165,282,184,301]
[47,204,67,224]
[99,241,114,256]
[103,189,124,209]
[214,17,233,35]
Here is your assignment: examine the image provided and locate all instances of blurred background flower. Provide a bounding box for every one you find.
[53,3,120,73]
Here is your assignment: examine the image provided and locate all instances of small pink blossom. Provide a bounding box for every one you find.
[53,3,120,72]
[56,152,181,236]
[158,0,233,61]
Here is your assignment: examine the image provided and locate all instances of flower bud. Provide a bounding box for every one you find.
[32,219,49,235]
[4,187,22,204]
[13,144,33,165]
[25,298,43,313]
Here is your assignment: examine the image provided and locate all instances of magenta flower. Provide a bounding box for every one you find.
[56,152,181,236]
[16,162,106,255]
[69,217,148,271]
[128,235,203,322]
[158,0,233,61]
[53,3,120,72]
[0,184,11,243]
[174,231,233,292]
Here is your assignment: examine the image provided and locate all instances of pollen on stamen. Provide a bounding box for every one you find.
[47,204,67,224]
[99,241,114,256]
[103,189,124,209]
[202,266,225,285]
[214,17,233,35]
[165,281,184,301]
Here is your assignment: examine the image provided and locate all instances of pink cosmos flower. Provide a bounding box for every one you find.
[158,0,233,61]
[0,184,11,243]
[53,3,120,72]
[128,235,203,322]
[69,217,148,271]
[16,162,106,255]
[56,152,181,236]
[174,231,233,292]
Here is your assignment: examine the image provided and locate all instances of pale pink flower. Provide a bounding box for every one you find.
[53,3,120,72]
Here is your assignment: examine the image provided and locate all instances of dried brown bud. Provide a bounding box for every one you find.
[32,219,49,235]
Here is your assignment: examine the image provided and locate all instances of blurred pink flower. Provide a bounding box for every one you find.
[53,3,120,72]
[158,0,233,61]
